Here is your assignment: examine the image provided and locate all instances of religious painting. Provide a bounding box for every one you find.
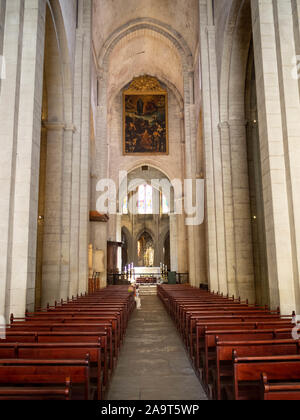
[123,76,168,155]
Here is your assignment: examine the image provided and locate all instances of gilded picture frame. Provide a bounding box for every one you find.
[123,76,169,156]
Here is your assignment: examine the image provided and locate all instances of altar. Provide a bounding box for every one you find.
[131,267,161,284]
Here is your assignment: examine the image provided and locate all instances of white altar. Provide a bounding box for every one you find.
[132,267,161,295]
[130,267,161,284]
[134,267,161,276]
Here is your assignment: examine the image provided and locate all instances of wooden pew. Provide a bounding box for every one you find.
[10,316,120,357]
[0,378,71,400]
[6,322,118,364]
[201,330,278,389]
[0,357,92,400]
[195,323,294,371]
[0,341,104,399]
[188,315,292,359]
[157,284,299,401]
[0,330,110,389]
[230,354,300,400]
[261,373,300,400]
[0,286,135,400]
[214,339,300,400]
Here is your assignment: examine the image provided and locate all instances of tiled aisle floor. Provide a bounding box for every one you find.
[107,295,208,401]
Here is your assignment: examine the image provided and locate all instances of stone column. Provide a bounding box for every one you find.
[0,0,24,318]
[78,0,92,295]
[69,28,83,298]
[183,66,202,287]
[199,0,228,295]
[8,0,46,317]
[229,119,255,302]
[60,125,75,300]
[177,136,188,275]
[0,0,5,95]
[170,214,178,272]
[69,0,92,297]
[219,121,238,297]
[41,123,64,306]
[252,0,299,313]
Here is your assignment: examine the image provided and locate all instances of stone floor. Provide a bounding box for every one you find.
[107,295,208,401]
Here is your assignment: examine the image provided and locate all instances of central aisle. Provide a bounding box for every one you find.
[107,295,208,400]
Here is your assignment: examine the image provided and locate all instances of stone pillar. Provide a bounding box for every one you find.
[60,126,75,300]
[199,0,228,295]
[7,0,46,317]
[229,119,255,302]
[0,0,24,318]
[69,0,92,297]
[219,121,238,297]
[69,28,83,298]
[42,123,64,306]
[183,66,202,287]
[252,0,299,313]
[170,214,178,272]
[0,0,5,95]
[78,0,92,295]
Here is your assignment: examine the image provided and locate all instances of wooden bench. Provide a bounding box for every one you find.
[2,329,112,384]
[0,378,71,400]
[11,316,121,355]
[261,373,300,400]
[201,330,279,388]
[0,357,92,400]
[6,322,118,362]
[213,339,300,400]
[157,284,299,401]
[0,341,104,399]
[194,324,294,371]
[230,353,300,400]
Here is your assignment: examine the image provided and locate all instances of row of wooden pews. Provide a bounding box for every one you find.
[0,286,135,400]
[158,284,300,400]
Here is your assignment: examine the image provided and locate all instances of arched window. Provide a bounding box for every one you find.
[138,184,153,214]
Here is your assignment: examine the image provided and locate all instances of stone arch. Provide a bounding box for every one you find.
[94,17,195,285]
[118,164,174,209]
[98,18,193,73]
[136,227,156,244]
[95,18,196,183]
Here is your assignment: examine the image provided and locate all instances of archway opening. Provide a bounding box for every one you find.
[120,165,174,275]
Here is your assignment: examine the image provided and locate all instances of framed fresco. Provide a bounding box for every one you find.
[123,76,168,155]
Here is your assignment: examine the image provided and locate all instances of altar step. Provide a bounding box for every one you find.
[139,285,157,296]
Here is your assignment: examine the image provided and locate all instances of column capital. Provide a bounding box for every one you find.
[42,121,77,132]
[42,121,65,131]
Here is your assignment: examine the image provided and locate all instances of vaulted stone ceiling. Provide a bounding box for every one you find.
[93,0,199,103]
[92,0,199,64]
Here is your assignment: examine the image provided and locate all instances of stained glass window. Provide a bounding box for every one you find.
[138,184,153,214]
